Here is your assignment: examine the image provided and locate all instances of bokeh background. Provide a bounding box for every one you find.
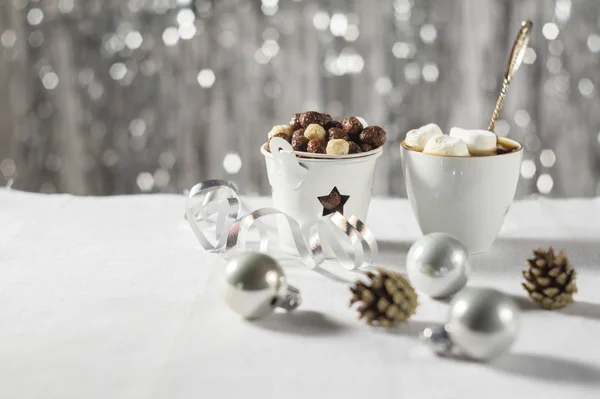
[1,0,599,197]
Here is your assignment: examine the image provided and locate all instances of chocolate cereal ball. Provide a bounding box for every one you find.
[360,143,374,153]
[341,116,363,140]
[299,111,325,128]
[292,134,309,152]
[321,113,333,128]
[359,126,387,148]
[289,113,302,130]
[327,127,349,141]
[328,120,343,129]
[348,141,362,154]
[320,188,341,210]
[292,128,305,141]
[307,138,326,154]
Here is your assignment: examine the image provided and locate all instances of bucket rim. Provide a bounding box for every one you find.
[260,142,384,163]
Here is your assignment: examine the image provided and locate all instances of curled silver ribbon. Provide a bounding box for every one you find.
[185,180,378,271]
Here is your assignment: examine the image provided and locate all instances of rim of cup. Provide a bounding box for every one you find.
[400,137,523,158]
[261,143,384,163]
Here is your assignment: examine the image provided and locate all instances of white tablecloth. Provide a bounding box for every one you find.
[1,189,600,399]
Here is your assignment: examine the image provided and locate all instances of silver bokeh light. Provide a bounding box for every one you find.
[221,252,301,319]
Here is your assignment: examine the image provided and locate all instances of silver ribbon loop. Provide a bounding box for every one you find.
[185,180,377,270]
[185,180,240,252]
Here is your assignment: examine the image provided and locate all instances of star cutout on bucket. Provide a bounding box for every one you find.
[317,186,349,216]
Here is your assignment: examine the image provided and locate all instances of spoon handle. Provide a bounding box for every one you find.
[488,20,533,132]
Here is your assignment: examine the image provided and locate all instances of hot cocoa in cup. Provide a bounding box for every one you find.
[400,123,523,254]
[402,124,519,157]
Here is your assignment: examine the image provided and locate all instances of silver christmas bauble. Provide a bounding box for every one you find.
[421,288,520,361]
[222,252,301,319]
[447,288,520,361]
[406,233,470,298]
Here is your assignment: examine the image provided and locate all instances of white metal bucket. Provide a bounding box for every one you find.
[262,137,383,257]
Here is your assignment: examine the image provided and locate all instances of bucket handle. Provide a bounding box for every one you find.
[269,137,308,190]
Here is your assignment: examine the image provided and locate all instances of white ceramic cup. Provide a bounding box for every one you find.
[400,137,523,254]
[262,138,383,257]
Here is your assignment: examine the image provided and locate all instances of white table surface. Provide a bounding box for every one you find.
[1,189,600,399]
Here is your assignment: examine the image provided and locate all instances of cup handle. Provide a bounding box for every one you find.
[269,137,308,190]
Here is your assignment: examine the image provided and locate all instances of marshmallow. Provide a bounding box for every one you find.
[449,127,497,155]
[404,123,443,151]
[268,124,293,140]
[423,135,470,156]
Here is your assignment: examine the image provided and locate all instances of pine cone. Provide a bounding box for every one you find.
[522,247,577,310]
[349,268,418,327]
